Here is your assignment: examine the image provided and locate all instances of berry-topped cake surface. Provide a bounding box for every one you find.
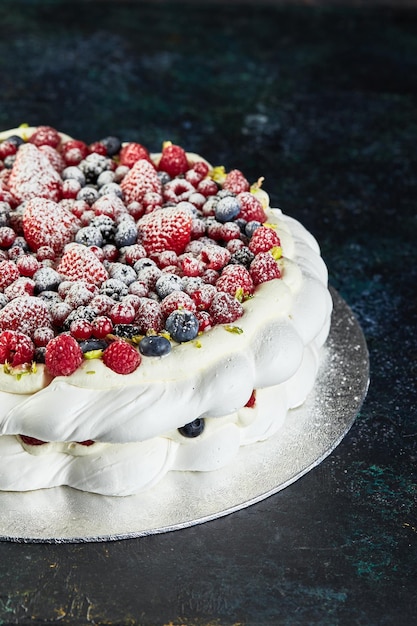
[0,125,332,496]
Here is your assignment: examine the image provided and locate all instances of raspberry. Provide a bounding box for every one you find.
[0,330,35,366]
[223,169,250,195]
[70,319,93,340]
[199,244,231,270]
[45,333,83,376]
[163,179,195,204]
[91,315,113,339]
[33,326,55,347]
[179,255,205,277]
[61,139,89,166]
[215,265,254,298]
[0,140,17,160]
[158,142,189,177]
[190,284,217,310]
[22,197,80,254]
[56,243,109,286]
[160,291,196,318]
[195,310,213,332]
[16,254,41,277]
[120,159,161,205]
[248,226,281,255]
[209,291,244,324]
[137,207,193,256]
[237,192,267,223]
[0,226,16,248]
[197,178,218,197]
[0,295,52,336]
[245,390,256,408]
[109,301,136,325]
[28,126,61,148]
[8,143,62,203]
[119,142,151,168]
[250,252,282,285]
[102,340,141,375]
[134,299,164,334]
[88,141,107,156]
[0,259,20,290]
[92,194,126,221]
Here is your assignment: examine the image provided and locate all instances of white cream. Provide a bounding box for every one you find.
[0,128,333,495]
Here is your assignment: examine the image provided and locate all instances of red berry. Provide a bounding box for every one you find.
[16,255,41,277]
[134,299,164,334]
[160,291,196,318]
[245,390,256,408]
[28,126,61,148]
[248,226,281,255]
[158,142,189,177]
[215,265,254,298]
[0,295,52,337]
[237,191,267,223]
[163,179,196,204]
[137,206,193,256]
[33,327,55,347]
[223,169,250,194]
[70,319,93,340]
[4,276,35,299]
[195,310,213,332]
[20,435,47,446]
[120,159,162,205]
[197,178,218,197]
[22,197,80,254]
[102,340,141,375]
[0,330,35,366]
[92,316,113,339]
[0,140,17,160]
[61,139,89,165]
[88,141,107,156]
[199,244,231,270]
[38,145,66,172]
[190,284,217,310]
[8,143,62,203]
[45,334,84,376]
[109,301,136,325]
[62,178,82,199]
[209,292,244,324]
[250,252,282,285]
[56,243,109,285]
[0,259,20,289]
[119,142,151,168]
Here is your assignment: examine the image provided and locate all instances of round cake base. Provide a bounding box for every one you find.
[0,289,369,543]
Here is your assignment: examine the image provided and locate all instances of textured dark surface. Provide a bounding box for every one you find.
[0,2,416,624]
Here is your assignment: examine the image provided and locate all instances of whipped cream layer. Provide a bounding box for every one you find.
[0,207,332,495]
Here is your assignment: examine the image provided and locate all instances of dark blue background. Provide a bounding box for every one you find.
[0,2,416,623]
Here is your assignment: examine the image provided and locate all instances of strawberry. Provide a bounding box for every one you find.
[237,191,267,223]
[223,169,250,194]
[137,207,193,255]
[102,340,141,375]
[119,142,151,168]
[22,197,80,254]
[120,159,162,205]
[45,333,83,376]
[0,295,52,337]
[0,330,35,366]
[8,143,62,202]
[158,142,189,177]
[56,243,109,286]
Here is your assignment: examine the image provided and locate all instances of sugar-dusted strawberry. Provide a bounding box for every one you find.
[250,252,282,285]
[209,291,244,324]
[45,333,84,376]
[8,143,62,203]
[137,206,193,256]
[28,125,61,148]
[119,142,151,168]
[56,243,109,286]
[223,169,250,195]
[215,265,254,298]
[237,191,267,223]
[120,159,162,205]
[102,340,141,375]
[158,141,189,178]
[38,144,66,173]
[0,330,35,366]
[0,295,52,337]
[0,259,20,290]
[22,197,80,254]
[248,226,281,255]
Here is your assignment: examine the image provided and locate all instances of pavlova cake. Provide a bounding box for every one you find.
[0,125,332,496]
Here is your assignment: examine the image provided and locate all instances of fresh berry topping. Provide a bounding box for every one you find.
[137,207,192,256]
[135,299,164,334]
[0,330,35,366]
[28,126,61,148]
[119,142,151,168]
[158,142,189,177]
[209,292,244,324]
[44,334,83,377]
[100,136,122,157]
[56,243,109,285]
[8,143,62,203]
[200,244,231,270]
[250,252,282,285]
[178,418,205,438]
[120,159,161,205]
[215,265,254,298]
[138,334,172,357]
[61,139,89,166]
[165,310,199,343]
[160,291,196,318]
[0,295,52,336]
[248,226,281,255]
[70,319,93,340]
[223,169,250,195]
[237,192,267,223]
[91,315,113,339]
[22,197,79,253]
[102,340,141,375]
[0,259,20,290]
[215,196,241,223]
[0,226,16,248]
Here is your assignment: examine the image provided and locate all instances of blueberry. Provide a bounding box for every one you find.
[133,258,157,273]
[79,339,108,353]
[96,170,115,188]
[3,155,16,169]
[215,196,241,223]
[178,418,205,438]
[36,290,62,305]
[108,262,137,285]
[114,220,137,248]
[100,136,122,157]
[5,135,25,147]
[75,226,104,247]
[34,346,46,363]
[138,335,172,357]
[98,182,123,198]
[0,293,8,309]
[157,171,171,185]
[165,310,199,343]
[33,267,61,294]
[77,186,99,205]
[62,166,86,186]
[245,220,262,237]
